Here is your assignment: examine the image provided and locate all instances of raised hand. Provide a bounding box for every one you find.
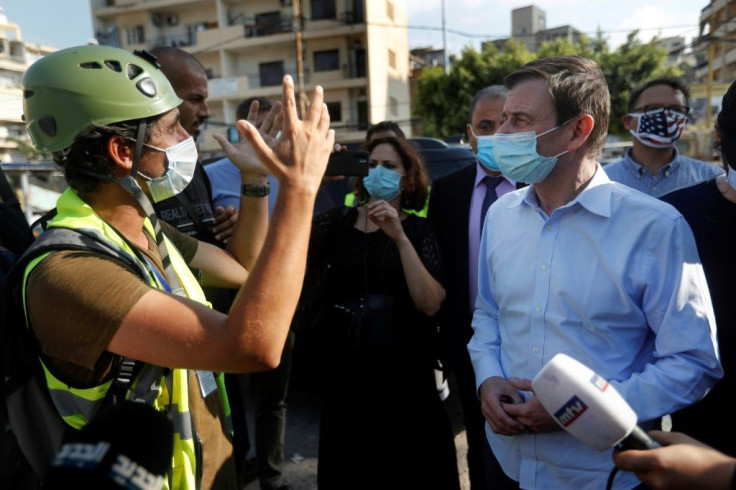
[238,75,334,195]
[212,100,283,176]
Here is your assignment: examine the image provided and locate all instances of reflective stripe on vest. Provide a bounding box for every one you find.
[23,188,208,490]
[343,187,431,218]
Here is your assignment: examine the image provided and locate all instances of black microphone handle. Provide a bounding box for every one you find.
[616,425,662,450]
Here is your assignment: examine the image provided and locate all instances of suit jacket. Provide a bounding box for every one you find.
[428,164,477,363]
[428,164,524,364]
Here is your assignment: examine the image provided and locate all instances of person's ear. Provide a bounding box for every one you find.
[107,135,134,172]
[567,114,594,152]
[621,113,635,132]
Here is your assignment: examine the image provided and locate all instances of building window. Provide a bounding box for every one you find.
[314,49,340,72]
[357,100,368,130]
[125,25,145,45]
[326,102,342,122]
[386,1,394,21]
[259,61,285,87]
[389,96,398,116]
[388,49,396,69]
[311,0,336,20]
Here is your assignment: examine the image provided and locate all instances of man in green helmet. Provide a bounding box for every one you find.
[12,45,334,489]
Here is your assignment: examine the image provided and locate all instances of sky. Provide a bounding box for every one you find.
[0,0,704,54]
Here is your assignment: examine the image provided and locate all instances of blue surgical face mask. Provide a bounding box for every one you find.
[362,165,402,202]
[138,136,198,202]
[473,121,571,183]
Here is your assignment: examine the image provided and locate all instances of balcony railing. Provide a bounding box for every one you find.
[152,33,196,48]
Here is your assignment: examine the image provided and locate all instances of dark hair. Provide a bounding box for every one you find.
[365,121,406,144]
[628,76,690,111]
[54,117,158,193]
[505,55,610,157]
[468,85,508,121]
[355,137,429,211]
[236,96,273,120]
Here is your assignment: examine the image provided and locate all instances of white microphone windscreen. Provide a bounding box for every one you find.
[531,353,637,451]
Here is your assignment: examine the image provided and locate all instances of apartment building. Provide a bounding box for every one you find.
[487,5,582,53]
[695,0,736,83]
[90,0,411,155]
[0,8,55,163]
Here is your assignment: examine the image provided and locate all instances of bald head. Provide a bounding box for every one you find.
[149,47,210,140]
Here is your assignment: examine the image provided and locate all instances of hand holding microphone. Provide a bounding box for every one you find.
[531,353,660,451]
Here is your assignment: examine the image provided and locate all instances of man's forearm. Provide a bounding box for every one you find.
[226,173,269,271]
[226,184,316,368]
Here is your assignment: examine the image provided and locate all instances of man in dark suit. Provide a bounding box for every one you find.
[428,85,520,490]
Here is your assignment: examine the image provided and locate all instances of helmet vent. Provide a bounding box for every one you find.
[127,63,144,80]
[23,89,35,99]
[80,61,103,69]
[136,77,158,98]
[104,60,122,72]
[38,115,57,137]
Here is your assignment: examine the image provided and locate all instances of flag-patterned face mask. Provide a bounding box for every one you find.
[628,108,688,149]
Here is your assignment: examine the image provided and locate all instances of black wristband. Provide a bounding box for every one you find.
[241,184,270,197]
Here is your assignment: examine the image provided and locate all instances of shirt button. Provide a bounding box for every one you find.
[533,347,539,353]
[535,306,542,312]
[547,225,553,231]
[541,264,547,271]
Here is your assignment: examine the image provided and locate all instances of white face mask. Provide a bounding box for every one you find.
[138,136,198,202]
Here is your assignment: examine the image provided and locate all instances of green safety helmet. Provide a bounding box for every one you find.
[22,44,183,153]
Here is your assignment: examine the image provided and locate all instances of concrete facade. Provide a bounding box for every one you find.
[90,0,412,154]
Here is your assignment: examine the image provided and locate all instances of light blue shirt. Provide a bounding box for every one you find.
[604,147,723,197]
[469,166,721,489]
[204,157,278,213]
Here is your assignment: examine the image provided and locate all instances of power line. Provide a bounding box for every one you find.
[190,19,702,55]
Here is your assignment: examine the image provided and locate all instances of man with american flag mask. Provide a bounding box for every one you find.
[605,76,723,197]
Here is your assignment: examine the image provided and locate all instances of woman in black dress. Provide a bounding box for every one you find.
[306,137,460,489]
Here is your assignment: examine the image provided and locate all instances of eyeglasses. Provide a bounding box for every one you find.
[630,104,690,117]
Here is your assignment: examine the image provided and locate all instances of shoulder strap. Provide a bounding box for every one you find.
[2,227,149,394]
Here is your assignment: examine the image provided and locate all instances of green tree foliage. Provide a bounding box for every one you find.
[414,40,534,138]
[413,30,681,139]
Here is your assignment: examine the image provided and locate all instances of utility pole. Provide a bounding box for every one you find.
[706,42,714,129]
[441,0,449,74]
[293,0,307,117]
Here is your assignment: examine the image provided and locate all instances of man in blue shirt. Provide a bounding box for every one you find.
[604,76,723,197]
[468,56,722,489]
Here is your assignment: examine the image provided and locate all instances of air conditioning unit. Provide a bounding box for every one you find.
[152,13,163,27]
[166,13,179,26]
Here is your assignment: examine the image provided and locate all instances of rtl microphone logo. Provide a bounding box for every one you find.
[553,395,588,427]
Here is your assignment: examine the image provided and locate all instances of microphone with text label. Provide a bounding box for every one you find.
[531,353,660,451]
[43,401,173,490]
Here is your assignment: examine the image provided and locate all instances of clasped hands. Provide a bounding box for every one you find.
[479,376,561,436]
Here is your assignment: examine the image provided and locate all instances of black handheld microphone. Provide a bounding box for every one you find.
[531,353,661,451]
[44,401,174,489]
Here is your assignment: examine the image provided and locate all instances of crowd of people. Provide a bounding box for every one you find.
[1,43,735,490]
